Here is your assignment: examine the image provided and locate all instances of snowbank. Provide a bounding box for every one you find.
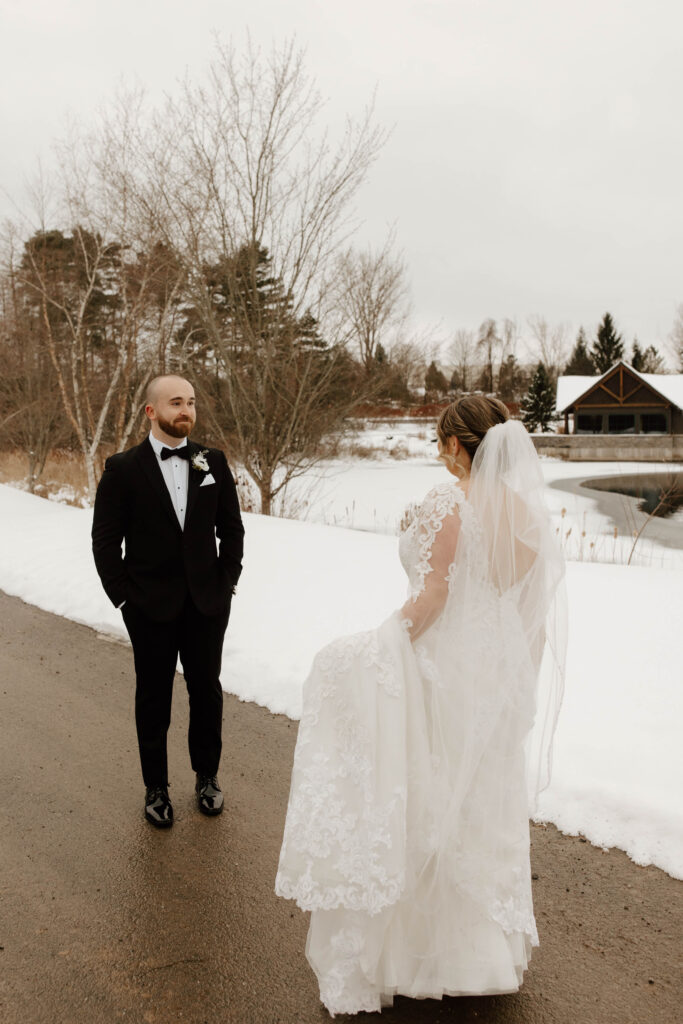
[1,483,681,879]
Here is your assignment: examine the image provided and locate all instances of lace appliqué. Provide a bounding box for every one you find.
[275,624,407,916]
[408,481,465,599]
[319,928,381,1017]
[317,630,401,699]
[490,893,539,946]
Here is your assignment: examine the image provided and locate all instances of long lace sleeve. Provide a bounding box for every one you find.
[399,486,462,643]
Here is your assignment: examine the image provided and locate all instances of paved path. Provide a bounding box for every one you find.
[0,591,679,1024]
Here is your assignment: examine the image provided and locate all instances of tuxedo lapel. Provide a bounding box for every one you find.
[136,438,181,531]
[184,441,202,526]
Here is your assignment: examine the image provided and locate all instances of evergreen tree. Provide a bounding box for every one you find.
[497,353,524,402]
[296,309,327,352]
[366,340,411,402]
[521,362,556,432]
[449,367,464,392]
[564,327,595,374]
[631,340,664,373]
[424,360,449,400]
[631,338,645,371]
[590,312,624,373]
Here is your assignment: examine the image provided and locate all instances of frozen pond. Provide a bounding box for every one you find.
[581,471,683,522]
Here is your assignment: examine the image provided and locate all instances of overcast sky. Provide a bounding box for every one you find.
[1,0,682,358]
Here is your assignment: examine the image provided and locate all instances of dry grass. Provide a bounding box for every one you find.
[0,448,91,506]
[341,441,383,459]
[338,439,413,460]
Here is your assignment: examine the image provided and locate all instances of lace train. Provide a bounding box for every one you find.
[276,613,538,1015]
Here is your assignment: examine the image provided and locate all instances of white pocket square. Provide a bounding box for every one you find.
[199,473,216,487]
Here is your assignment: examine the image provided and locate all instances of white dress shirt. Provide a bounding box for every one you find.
[149,431,190,530]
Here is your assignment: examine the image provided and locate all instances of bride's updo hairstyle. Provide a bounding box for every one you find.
[437,395,510,461]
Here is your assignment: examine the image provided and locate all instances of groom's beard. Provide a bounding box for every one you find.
[157,414,195,439]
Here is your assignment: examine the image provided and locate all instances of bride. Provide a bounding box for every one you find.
[275,396,566,1016]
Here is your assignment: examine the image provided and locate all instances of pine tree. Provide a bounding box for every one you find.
[497,353,524,402]
[564,327,595,374]
[424,360,449,400]
[631,340,664,373]
[296,310,327,351]
[590,312,624,373]
[631,338,645,371]
[521,362,556,432]
[449,368,462,391]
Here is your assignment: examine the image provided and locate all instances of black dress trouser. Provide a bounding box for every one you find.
[121,595,230,788]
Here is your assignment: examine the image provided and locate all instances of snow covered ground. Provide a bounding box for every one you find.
[290,457,683,567]
[1,481,681,880]
[285,426,683,569]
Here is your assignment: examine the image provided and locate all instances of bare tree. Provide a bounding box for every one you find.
[526,315,570,384]
[109,242,187,452]
[448,328,476,392]
[499,317,520,364]
[669,303,683,371]
[131,38,387,321]
[335,234,409,370]
[116,38,387,512]
[12,218,121,499]
[8,123,185,499]
[639,345,666,374]
[495,317,525,401]
[0,262,70,490]
[477,318,501,394]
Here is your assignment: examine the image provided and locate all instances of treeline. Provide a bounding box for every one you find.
[0,218,434,509]
[2,40,682,506]
[0,41,411,512]
[419,309,681,433]
[429,311,675,402]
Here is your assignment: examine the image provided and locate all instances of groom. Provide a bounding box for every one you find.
[92,375,244,827]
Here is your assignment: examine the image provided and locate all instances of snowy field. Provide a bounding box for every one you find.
[1,481,681,881]
[285,422,683,569]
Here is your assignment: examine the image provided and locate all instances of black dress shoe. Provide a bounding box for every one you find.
[195,774,224,816]
[145,785,173,827]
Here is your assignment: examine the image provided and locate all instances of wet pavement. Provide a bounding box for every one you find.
[0,591,679,1024]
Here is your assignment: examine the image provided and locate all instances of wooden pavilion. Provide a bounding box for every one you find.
[557,362,683,435]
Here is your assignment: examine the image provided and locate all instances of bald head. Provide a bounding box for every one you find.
[145,375,196,444]
[146,374,193,406]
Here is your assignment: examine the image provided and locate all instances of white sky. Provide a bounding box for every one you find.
[1,0,682,356]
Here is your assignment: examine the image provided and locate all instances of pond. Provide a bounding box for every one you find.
[581,472,683,520]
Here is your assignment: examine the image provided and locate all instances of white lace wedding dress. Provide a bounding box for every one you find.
[275,422,565,1016]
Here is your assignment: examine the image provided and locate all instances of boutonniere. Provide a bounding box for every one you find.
[191,449,210,473]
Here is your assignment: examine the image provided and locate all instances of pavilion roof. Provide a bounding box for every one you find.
[556,362,683,413]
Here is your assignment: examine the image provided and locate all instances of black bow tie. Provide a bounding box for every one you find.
[160,445,190,461]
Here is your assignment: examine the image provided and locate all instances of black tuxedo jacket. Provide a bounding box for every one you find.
[92,438,244,622]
